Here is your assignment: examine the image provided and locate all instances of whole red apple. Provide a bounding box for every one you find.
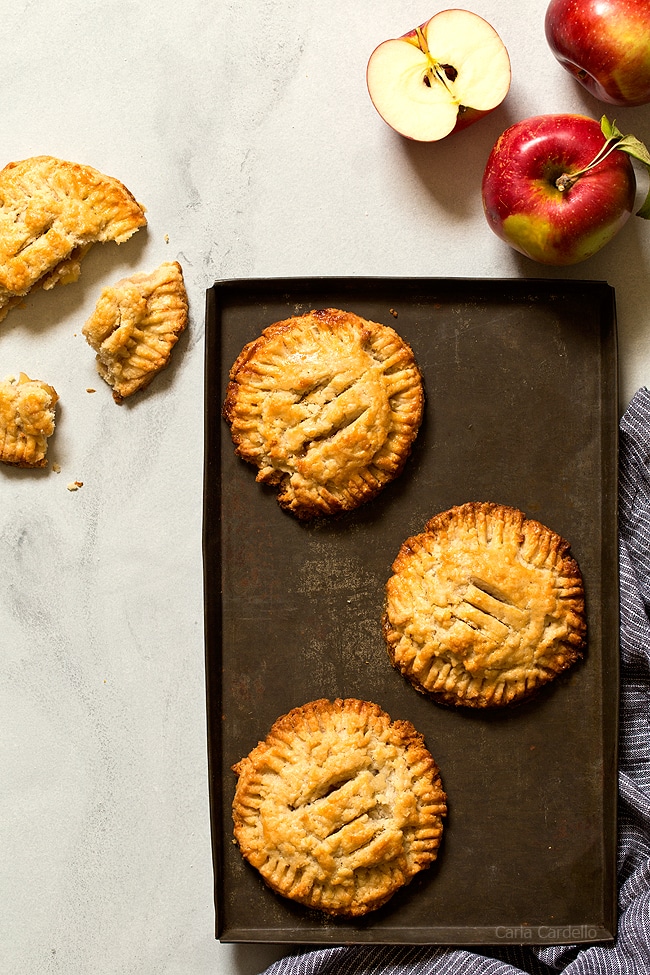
[545,0,650,106]
[481,114,637,265]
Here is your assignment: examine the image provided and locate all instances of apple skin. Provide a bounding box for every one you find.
[482,114,636,265]
[545,0,650,106]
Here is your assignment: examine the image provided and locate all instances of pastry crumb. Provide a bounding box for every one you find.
[86,388,96,393]
[67,480,83,491]
[52,462,61,473]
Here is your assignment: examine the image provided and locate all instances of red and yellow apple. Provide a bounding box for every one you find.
[545,0,650,106]
[481,114,638,265]
[366,9,511,142]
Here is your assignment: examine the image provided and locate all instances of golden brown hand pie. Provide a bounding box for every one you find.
[222,307,424,519]
[232,697,446,917]
[383,502,586,708]
[0,372,58,468]
[82,261,188,402]
[0,155,146,322]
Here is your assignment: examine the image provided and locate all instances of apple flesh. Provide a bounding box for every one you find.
[545,0,650,106]
[366,9,511,142]
[481,114,636,265]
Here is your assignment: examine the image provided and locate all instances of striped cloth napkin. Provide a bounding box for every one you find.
[260,387,650,975]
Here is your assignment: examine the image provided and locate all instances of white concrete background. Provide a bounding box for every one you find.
[1,1,648,973]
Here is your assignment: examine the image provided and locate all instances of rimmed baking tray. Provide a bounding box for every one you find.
[203,277,619,945]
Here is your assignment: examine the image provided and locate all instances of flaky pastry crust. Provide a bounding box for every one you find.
[383,502,586,708]
[0,155,146,322]
[0,373,58,468]
[232,697,446,916]
[82,261,188,402]
[222,308,424,518]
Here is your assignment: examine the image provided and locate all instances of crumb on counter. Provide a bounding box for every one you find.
[52,463,61,473]
[86,388,96,393]
[67,480,83,491]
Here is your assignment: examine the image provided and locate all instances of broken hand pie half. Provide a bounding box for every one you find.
[232,698,446,916]
[82,261,188,402]
[0,373,58,468]
[222,307,424,519]
[0,155,146,322]
[383,502,586,708]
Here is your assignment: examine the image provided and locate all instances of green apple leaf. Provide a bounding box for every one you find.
[615,135,650,167]
[601,116,650,219]
[600,116,618,140]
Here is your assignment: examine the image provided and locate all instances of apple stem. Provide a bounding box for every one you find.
[552,116,650,214]
[555,137,623,192]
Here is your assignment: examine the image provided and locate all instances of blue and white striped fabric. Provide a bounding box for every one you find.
[261,387,650,975]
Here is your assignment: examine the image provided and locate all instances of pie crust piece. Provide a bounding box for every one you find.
[82,261,188,403]
[232,697,446,917]
[222,308,424,519]
[0,155,147,322]
[0,373,58,468]
[383,502,587,708]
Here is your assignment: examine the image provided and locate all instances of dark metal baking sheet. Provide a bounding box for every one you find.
[203,277,619,946]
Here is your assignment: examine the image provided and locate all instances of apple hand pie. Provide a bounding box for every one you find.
[232,697,446,917]
[0,155,147,322]
[383,502,586,708]
[82,261,188,403]
[222,307,424,519]
[0,373,58,468]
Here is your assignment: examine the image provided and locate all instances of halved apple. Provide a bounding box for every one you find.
[366,9,511,142]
